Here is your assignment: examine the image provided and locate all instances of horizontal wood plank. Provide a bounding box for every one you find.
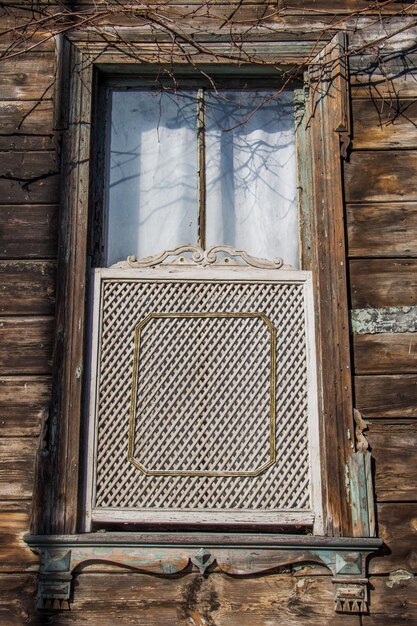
[0,53,55,101]
[0,502,38,571]
[344,151,417,203]
[0,317,53,375]
[0,438,36,500]
[370,503,417,574]
[1,0,414,12]
[0,574,38,626]
[0,205,58,259]
[0,376,51,437]
[355,375,417,418]
[8,572,358,626]
[353,333,417,375]
[0,151,59,205]
[351,72,417,99]
[0,261,56,315]
[363,576,417,625]
[0,98,54,135]
[0,98,56,151]
[349,259,417,308]
[352,99,417,149]
[347,203,417,258]
[0,134,56,152]
[368,420,417,501]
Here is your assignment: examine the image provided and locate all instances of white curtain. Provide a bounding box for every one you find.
[107,90,198,266]
[205,90,298,267]
[106,89,298,267]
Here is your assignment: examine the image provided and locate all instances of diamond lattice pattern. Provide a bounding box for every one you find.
[94,279,311,510]
[132,313,274,475]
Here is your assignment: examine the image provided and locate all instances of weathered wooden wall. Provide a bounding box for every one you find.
[0,1,417,624]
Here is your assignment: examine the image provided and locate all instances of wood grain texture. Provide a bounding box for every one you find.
[0,134,56,153]
[0,151,59,205]
[0,99,53,132]
[305,33,354,536]
[0,572,358,626]
[353,333,417,375]
[351,72,417,99]
[0,261,56,315]
[0,376,50,437]
[0,317,53,375]
[0,572,414,625]
[0,53,55,101]
[347,203,417,258]
[0,574,39,626]
[344,151,417,203]
[350,259,417,309]
[0,205,58,259]
[352,99,417,149]
[0,438,36,499]
[33,41,93,535]
[355,375,417,418]
[0,502,38,571]
[368,420,417,501]
[363,576,417,625]
[2,0,414,12]
[370,503,417,574]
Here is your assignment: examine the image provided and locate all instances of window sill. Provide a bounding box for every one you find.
[25,532,382,614]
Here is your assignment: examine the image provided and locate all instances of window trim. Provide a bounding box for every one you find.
[32,33,355,539]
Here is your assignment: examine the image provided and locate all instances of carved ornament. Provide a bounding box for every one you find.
[26,533,382,614]
[111,244,286,270]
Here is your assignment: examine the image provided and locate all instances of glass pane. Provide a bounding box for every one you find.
[205,90,298,267]
[106,90,198,266]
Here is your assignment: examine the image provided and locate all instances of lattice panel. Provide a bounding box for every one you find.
[130,313,275,476]
[93,278,312,511]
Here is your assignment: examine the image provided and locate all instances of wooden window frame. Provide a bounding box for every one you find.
[32,33,362,540]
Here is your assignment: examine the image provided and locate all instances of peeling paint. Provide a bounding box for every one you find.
[386,569,415,588]
[351,306,417,335]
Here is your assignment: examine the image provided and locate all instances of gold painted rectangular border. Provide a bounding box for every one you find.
[128,311,276,477]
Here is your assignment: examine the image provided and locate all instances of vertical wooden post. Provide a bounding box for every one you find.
[307,33,354,536]
[32,40,93,534]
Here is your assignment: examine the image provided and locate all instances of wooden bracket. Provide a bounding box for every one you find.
[26,533,382,614]
[37,548,72,609]
[349,409,376,538]
[333,578,369,614]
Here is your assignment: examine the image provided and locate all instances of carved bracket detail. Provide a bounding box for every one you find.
[333,578,369,614]
[111,244,287,270]
[25,534,382,614]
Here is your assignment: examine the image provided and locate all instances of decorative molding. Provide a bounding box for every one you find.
[37,548,72,610]
[111,245,286,270]
[334,32,352,160]
[353,408,369,453]
[348,410,376,538]
[333,578,369,614]
[25,533,382,614]
[308,32,352,160]
[191,548,215,574]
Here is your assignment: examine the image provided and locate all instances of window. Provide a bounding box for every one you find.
[105,87,299,267]
[84,78,323,530]
[31,34,361,540]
